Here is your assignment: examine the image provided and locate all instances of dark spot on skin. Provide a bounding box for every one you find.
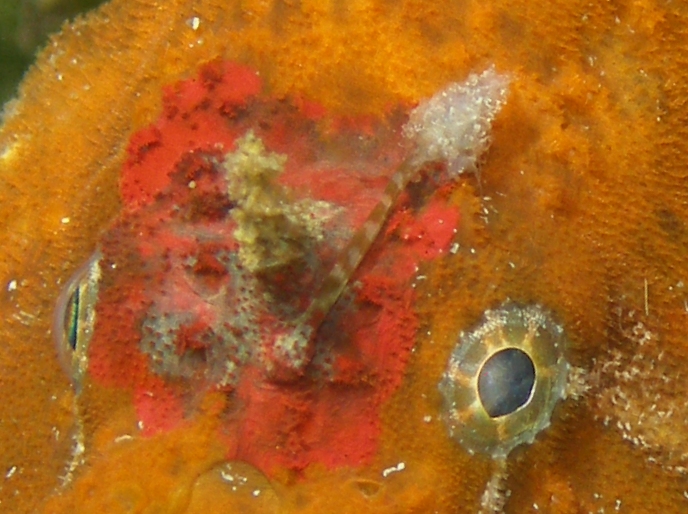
[656,208,686,242]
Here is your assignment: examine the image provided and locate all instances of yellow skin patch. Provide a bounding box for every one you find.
[225,131,320,273]
[1,0,688,513]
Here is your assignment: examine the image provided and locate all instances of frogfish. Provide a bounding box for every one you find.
[2,1,688,513]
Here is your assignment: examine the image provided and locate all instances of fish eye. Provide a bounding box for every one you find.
[438,303,569,459]
[477,347,536,418]
[53,252,102,387]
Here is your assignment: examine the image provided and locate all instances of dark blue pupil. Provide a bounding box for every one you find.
[478,348,535,418]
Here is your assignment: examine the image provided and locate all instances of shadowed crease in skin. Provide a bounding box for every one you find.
[1,1,688,513]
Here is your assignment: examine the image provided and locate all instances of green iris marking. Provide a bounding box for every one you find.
[54,252,102,389]
[66,285,81,350]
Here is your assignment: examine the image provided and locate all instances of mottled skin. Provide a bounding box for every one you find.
[1,0,688,513]
[75,61,460,481]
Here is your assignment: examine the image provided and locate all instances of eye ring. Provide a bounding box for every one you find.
[53,251,102,388]
[438,302,569,459]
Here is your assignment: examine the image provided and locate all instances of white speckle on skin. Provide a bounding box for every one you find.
[5,466,17,479]
[187,16,201,30]
[7,280,17,291]
[381,462,405,478]
[61,217,70,224]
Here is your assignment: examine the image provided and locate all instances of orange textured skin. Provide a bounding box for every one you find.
[1,1,688,513]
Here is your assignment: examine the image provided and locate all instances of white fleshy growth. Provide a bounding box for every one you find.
[479,459,510,514]
[403,67,510,176]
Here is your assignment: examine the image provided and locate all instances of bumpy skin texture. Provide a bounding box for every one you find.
[1,0,688,513]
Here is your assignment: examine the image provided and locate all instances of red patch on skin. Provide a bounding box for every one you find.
[295,96,328,120]
[387,190,458,249]
[382,193,461,279]
[402,201,460,260]
[88,60,462,478]
[133,378,186,436]
[229,368,384,472]
[214,190,456,474]
[88,282,152,389]
[217,227,426,475]
[122,61,261,209]
[192,243,229,293]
